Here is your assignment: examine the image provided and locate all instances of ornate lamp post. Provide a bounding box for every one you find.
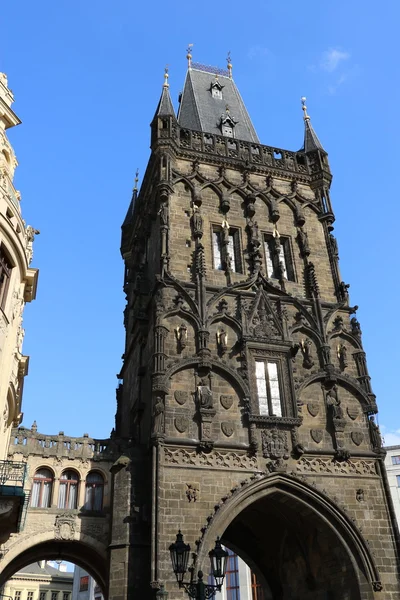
[169,531,228,599]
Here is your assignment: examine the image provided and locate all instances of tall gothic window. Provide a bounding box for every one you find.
[264,234,295,281]
[255,361,282,417]
[225,549,240,600]
[0,244,12,310]
[212,227,242,273]
[58,470,79,509]
[31,468,53,508]
[84,471,104,511]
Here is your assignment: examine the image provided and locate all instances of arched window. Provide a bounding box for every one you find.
[0,244,13,311]
[84,471,104,511]
[58,470,79,509]
[31,468,53,508]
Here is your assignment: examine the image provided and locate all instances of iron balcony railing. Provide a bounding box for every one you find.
[0,460,26,487]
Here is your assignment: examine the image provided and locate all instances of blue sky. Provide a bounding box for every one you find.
[2,1,400,442]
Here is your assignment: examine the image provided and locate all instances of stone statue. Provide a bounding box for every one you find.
[297,228,310,256]
[369,416,382,449]
[301,339,314,369]
[351,317,362,336]
[249,220,260,247]
[197,378,213,409]
[191,207,203,236]
[329,233,339,258]
[159,202,168,226]
[326,386,344,420]
[221,220,230,246]
[217,328,228,353]
[153,396,165,435]
[338,281,350,303]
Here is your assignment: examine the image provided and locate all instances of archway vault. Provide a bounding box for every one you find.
[195,473,380,599]
[0,536,108,596]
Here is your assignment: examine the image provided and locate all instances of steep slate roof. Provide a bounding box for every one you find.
[152,83,176,119]
[177,67,260,143]
[17,563,74,578]
[303,117,325,153]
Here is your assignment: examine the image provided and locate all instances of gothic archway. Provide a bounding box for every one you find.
[0,538,107,596]
[196,474,379,599]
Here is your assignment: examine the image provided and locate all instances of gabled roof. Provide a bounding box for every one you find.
[177,67,259,143]
[16,562,74,578]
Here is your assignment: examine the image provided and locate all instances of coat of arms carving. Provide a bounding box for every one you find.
[351,431,363,446]
[307,402,319,417]
[221,422,234,437]
[220,394,234,410]
[54,513,76,541]
[261,429,289,460]
[347,407,359,421]
[174,391,189,405]
[174,416,189,433]
[310,429,323,444]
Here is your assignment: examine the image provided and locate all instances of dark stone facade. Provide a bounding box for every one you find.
[113,66,400,599]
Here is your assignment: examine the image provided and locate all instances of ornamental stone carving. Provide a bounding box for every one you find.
[347,407,359,421]
[220,394,234,410]
[310,429,323,444]
[351,431,363,446]
[54,513,76,541]
[164,447,258,470]
[307,402,319,417]
[174,416,189,433]
[221,422,234,437]
[261,429,289,460]
[174,391,189,405]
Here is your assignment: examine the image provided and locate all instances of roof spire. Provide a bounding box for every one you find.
[227,51,232,79]
[300,96,325,153]
[187,44,193,68]
[163,65,169,88]
[133,168,139,193]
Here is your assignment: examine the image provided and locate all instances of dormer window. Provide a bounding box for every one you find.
[210,77,224,100]
[222,124,233,137]
[212,87,223,99]
[219,108,237,138]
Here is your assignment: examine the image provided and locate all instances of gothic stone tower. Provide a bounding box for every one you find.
[115,59,400,599]
[0,73,39,541]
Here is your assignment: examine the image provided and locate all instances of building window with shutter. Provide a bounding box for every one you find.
[212,226,242,273]
[84,471,104,511]
[255,361,283,417]
[392,455,400,465]
[264,234,295,282]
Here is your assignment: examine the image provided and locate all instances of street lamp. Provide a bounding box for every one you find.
[169,530,228,599]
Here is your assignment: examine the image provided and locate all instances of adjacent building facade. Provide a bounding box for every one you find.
[384,446,400,527]
[0,72,39,544]
[1,561,73,600]
[1,56,400,599]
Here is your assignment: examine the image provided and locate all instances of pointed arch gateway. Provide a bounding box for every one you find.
[196,474,379,599]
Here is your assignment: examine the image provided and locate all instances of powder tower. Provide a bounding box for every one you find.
[115,55,400,599]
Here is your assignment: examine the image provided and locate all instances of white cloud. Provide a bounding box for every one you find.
[320,48,350,72]
[381,425,400,447]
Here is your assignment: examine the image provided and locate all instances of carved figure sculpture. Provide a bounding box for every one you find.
[191,207,203,237]
[153,396,165,434]
[217,328,228,354]
[369,416,382,450]
[329,233,339,258]
[197,379,213,409]
[297,228,310,256]
[337,343,348,370]
[300,339,314,369]
[326,386,344,420]
[159,202,168,226]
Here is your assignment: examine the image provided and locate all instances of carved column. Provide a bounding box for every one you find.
[153,326,168,374]
[353,350,373,394]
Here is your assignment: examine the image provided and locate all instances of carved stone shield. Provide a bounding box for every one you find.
[347,407,359,421]
[174,416,189,433]
[221,422,234,437]
[310,429,323,444]
[261,429,289,460]
[351,431,364,446]
[220,394,233,410]
[307,402,319,417]
[174,391,189,406]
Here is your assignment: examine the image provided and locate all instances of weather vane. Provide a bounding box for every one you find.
[301,96,310,120]
[226,51,232,78]
[164,65,169,87]
[186,44,193,67]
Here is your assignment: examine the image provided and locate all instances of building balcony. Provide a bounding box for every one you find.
[0,460,27,544]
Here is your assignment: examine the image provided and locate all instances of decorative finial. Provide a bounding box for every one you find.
[186,44,193,68]
[225,104,230,114]
[133,168,139,192]
[301,97,310,121]
[163,65,169,88]
[227,51,232,79]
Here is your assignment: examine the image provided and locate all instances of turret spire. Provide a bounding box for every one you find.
[152,67,176,120]
[301,96,326,153]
